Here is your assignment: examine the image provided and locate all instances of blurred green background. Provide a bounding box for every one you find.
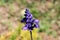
[0,0,60,40]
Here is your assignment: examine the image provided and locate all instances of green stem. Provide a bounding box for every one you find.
[30,31,33,40]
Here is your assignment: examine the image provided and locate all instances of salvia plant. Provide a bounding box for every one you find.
[21,8,39,40]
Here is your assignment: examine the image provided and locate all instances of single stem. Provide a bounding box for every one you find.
[30,31,33,40]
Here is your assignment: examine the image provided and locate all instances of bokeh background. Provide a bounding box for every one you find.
[0,0,60,40]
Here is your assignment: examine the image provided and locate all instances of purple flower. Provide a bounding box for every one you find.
[24,11,33,19]
[21,8,39,30]
[34,24,39,28]
[24,14,33,18]
[21,18,27,23]
[25,9,30,14]
[34,19,39,23]
[23,23,34,30]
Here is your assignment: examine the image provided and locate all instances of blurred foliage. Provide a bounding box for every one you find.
[0,0,5,6]
[30,9,40,18]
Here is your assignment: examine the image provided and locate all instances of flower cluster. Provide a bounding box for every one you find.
[21,9,39,31]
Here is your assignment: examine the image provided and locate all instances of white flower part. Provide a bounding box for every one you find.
[20,9,25,16]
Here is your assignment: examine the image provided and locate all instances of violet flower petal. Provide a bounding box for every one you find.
[21,18,27,23]
[34,24,39,28]
[23,27,28,30]
[34,19,39,24]
[25,9,30,14]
